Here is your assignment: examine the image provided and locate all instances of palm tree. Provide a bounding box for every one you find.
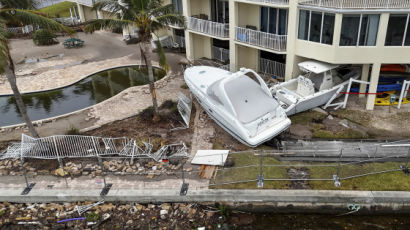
[0,2,73,137]
[85,0,184,119]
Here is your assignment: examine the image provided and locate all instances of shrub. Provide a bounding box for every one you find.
[65,125,80,135]
[139,106,155,121]
[85,212,99,222]
[32,29,58,46]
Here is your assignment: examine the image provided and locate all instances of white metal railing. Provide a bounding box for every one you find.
[242,0,289,5]
[211,46,230,62]
[7,25,34,34]
[259,58,286,78]
[187,16,229,38]
[235,27,287,52]
[174,35,185,48]
[67,0,94,6]
[298,0,410,9]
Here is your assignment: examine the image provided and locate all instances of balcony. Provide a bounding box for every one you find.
[68,0,94,7]
[259,58,286,79]
[211,46,230,62]
[298,0,410,9]
[235,27,287,52]
[174,35,185,48]
[238,0,289,5]
[187,17,229,39]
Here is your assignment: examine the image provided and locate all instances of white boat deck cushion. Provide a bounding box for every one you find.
[225,75,278,124]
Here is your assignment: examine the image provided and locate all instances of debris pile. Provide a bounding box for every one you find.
[0,202,236,229]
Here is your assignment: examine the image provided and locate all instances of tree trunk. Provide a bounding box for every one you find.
[5,57,39,138]
[141,42,159,118]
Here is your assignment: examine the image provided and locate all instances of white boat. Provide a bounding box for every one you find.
[184,66,291,147]
[270,60,360,116]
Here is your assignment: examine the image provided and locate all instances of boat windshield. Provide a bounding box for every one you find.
[225,75,279,124]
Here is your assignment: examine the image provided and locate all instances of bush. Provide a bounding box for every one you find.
[65,125,81,135]
[85,212,99,222]
[139,106,155,121]
[33,29,58,46]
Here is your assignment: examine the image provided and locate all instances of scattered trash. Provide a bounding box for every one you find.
[76,199,105,215]
[338,119,349,128]
[198,227,205,230]
[57,217,86,223]
[17,221,40,225]
[87,221,97,226]
[15,216,31,221]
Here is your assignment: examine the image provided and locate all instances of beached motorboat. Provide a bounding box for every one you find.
[184,66,291,147]
[270,61,359,116]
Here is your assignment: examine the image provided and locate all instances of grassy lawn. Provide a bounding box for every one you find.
[211,152,410,191]
[39,1,77,18]
[290,110,327,125]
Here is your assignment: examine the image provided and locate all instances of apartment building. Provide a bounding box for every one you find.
[73,0,410,110]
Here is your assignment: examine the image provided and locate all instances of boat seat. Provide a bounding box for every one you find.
[276,87,300,105]
[296,76,315,97]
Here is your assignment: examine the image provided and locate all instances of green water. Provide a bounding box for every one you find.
[0,66,165,126]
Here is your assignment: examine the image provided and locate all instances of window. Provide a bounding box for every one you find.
[172,0,183,14]
[211,0,229,23]
[298,10,335,45]
[340,14,380,46]
[261,7,288,35]
[385,14,410,46]
[298,10,309,40]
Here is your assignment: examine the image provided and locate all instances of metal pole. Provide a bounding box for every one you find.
[20,156,29,188]
[221,153,224,186]
[258,150,264,188]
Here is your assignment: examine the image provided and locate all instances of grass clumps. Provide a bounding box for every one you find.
[85,212,99,222]
[65,125,81,135]
[39,1,77,18]
[312,128,366,139]
[290,110,327,125]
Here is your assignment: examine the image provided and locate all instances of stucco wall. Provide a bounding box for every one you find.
[237,44,258,70]
[192,33,212,59]
[190,0,211,17]
[237,3,259,29]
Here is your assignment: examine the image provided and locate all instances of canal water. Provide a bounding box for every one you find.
[0,66,165,127]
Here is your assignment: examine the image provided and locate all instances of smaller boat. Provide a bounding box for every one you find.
[184,66,291,147]
[270,61,359,115]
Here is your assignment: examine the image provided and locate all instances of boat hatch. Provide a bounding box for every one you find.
[298,61,339,74]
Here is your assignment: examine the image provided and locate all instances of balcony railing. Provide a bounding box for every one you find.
[298,0,410,9]
[235,27,287,52]
[187,17,229,38]
[211,46,230,62]
[259,58,286,79]
[68,0,94,7]
[241,0,289,5]
[174,35,185,48]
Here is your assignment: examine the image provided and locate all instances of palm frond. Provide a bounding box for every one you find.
[149,4,174,17]
[92,0,133,19]
[154,13,185,27]
[84,18,134,33]
[154,40,169,72]
[0,9,74,34]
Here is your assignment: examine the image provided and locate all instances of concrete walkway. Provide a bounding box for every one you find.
[1,185,410,214]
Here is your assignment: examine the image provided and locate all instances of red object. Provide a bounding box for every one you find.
[340,92,383,95]
[162,159,169,163]
[381,64,406,73]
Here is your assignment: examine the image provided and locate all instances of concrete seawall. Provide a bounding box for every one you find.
[1,188,410,214]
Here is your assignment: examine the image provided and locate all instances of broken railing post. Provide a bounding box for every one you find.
[333,148,343,187]
[92,137,112,196]
[258,150,264,188]
[180,160,189,196]
[20,154,35,195]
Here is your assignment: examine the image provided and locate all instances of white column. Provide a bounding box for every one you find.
[366,63,381,110]
[284,0,299,81]
[359,64,370,98]
[182,0,194,61]
[77,3,86,22]
[229,1,236,72]
[332,13,343,47]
